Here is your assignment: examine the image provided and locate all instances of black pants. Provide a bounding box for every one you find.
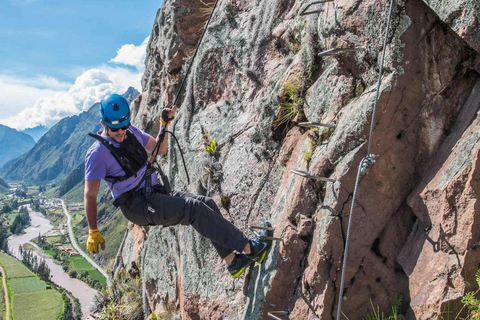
[120,187,249,259]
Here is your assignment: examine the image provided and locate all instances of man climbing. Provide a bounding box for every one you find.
[84,94,269,278]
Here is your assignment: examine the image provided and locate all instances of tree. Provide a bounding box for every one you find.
[37,259,51,282]
[2,204,12,213]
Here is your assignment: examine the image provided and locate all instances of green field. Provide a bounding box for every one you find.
[88,269,106,284]
[0,273,4,320]
[70,256,106,285]
[0,251,64,320]
[12,290,62,320]
[70,256,91,270]
[26,187,39,196]
[71,212,84,225]
[0,252,33,278]
[2,213,18,224]
[44,249,55,258]
[10,276,46,295]
[45,235,62,244]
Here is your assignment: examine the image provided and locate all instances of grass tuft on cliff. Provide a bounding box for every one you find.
[90,268,143,320]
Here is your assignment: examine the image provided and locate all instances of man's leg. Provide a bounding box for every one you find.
[169,191,254,261]
[120,190,266,278]
[147,191,249,259]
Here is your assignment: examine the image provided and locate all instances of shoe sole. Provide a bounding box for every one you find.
[230,260,254,279]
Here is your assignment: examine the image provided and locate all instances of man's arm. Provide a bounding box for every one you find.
[84,179,105,252]
[84,179,101,229]
[145,124,169,155]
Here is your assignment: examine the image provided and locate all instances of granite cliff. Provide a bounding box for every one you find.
[113,0,480,318]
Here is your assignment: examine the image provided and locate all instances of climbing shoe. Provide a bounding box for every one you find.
[227,253,254,279]
[247,236,270,265]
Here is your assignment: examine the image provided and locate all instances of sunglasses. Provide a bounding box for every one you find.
[108,124,130,132]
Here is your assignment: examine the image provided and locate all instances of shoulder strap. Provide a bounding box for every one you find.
[88,133,128,183]
[88,133,116,153]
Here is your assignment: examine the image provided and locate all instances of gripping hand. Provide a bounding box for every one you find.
[160,108,177,126]
[87,229,105,254]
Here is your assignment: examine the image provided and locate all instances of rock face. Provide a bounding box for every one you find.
[423,0,480,54]
[116,0,480,318]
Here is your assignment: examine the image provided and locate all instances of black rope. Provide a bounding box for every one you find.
[149,0,221,183]
[166,130,190,184]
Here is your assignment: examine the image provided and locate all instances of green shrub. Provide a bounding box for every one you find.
[364,293,403,320]
[460,269,480,319]
[274,77,304,128]
[205,139,217,155]
[92,269,143,320]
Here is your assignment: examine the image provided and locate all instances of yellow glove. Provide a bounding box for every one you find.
[87,229,105,254]
[160,108,177,126]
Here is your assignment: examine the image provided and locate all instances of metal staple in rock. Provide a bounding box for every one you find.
[335,0,395,318]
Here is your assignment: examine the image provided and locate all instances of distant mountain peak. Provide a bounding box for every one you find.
[22,125,49,142]
[0,124,36,170]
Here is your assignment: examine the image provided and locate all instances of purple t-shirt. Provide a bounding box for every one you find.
[85,125,159,199]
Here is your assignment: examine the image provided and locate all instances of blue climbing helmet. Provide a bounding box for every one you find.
[99,94,131,129]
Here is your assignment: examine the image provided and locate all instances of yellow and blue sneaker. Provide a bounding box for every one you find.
[227,253,254,279]
[247,236,270,265]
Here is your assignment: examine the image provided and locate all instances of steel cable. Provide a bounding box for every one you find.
[336,0,395,318]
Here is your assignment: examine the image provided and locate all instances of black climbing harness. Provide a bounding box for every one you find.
[88,130,148,186]
[88,130,171,211]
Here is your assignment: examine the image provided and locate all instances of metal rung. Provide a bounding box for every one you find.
[262,235,284,241]
[250,225,275,231]
[299,1,334,16]
[319,47,366,57]
[298,122,336,129]
[291,169,336,183]
[268,311,290,320]
[249,227,284,242]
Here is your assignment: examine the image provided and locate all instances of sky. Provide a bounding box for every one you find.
[0,0,163,130]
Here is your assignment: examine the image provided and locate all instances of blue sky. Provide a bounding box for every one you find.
[0,0,162,129]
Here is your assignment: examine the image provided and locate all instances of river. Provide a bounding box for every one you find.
[7,205,96,320]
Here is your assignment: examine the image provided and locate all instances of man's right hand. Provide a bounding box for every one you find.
[87,229,105,253]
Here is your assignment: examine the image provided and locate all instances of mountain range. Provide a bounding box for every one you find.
[0,176,9,191]
[0,124,36,169]
[22,125,49,142]
[0,87,139,185]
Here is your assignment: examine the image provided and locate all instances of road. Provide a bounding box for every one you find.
[58,199,110,285]
[0,265,10,320]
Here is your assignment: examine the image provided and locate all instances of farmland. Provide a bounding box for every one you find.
[0,251,63,320]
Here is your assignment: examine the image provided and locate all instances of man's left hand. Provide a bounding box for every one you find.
[160,107,177,126]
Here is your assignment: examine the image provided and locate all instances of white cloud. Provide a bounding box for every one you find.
[110,36,149,71]
[0,74,71,90]
[0,38,148,130]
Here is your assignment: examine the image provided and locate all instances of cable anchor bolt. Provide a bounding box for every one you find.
[249,225,283,242]
[291,169,336,183]
[299,1,334,16]
[298,122,336,129]
[360,154,377,175]
[268,310,290,319]
[319,47,366,57]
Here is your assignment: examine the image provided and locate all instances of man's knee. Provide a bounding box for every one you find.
[204,197,220,213]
